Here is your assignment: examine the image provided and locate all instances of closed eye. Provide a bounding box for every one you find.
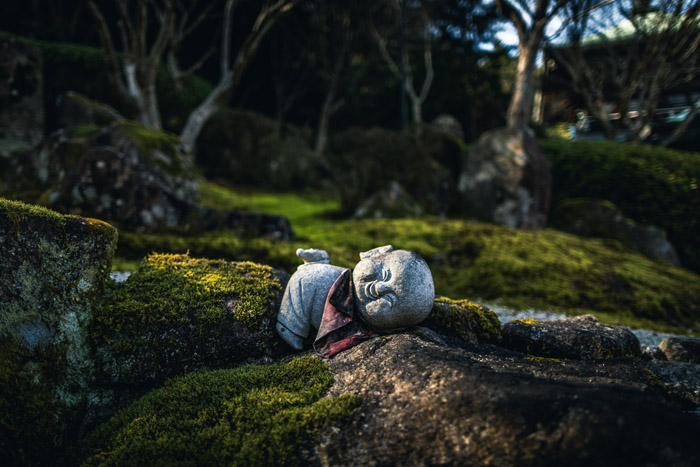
[382,269,391,281]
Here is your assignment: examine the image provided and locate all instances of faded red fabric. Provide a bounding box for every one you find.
[314,269,376,358]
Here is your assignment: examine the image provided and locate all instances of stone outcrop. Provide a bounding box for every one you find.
[500,314,641,359]
[459,127,551,229]
[0,199,117,464]
[0,38,44,157]
[552,198,680,266]
[659,336,700,364]
[314,332,700,466]
[92,253,292,389]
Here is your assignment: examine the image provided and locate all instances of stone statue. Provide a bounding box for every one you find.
[276,245,435,357]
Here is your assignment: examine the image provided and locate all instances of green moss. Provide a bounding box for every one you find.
[116,120,186,175]
[72,124,101,138]
[1,197,67,233]
[115,184,700,335]
[0,337,74,466]
[80,357,361,466]
[424,296,501,343]
[93,253,284,384]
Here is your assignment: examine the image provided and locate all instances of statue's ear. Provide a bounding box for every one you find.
[359,245,394,260]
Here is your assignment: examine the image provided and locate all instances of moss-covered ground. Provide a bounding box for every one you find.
[113,181,700,335]
[80,356,361,466]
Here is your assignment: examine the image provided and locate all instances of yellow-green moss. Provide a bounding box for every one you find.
[117,120,185,175]
[423,296,501,343]
[527,355,562,363]
[516,318,540,325]
[80,357,361,466]
[1,197,67,232]
[93,253,284,384]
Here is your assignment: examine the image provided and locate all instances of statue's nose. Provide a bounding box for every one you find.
[374,282,393,296]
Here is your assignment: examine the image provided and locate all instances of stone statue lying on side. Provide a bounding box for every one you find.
[276,245,435,357]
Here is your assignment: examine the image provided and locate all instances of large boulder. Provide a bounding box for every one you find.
[0,199,117,465]
[91,252,292,389]
[314,332,700,466]
[0,38,44,157]
[552,198,680,266]
[459,127,551,229]
[659,336,700,364]
[55,91,123,131]
[500,315,641,360]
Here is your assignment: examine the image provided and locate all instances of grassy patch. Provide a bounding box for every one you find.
[80,356,360,466]
[112,183,700,335]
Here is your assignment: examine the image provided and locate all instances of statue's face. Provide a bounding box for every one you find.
[352,249,435,330]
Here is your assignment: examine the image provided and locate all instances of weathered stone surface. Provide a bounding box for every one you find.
[0,199,117,464]
[459,127,551,229]
[354,181,424,219]
[313,333,700,466]
[552,198,680,266]
[500,314,641,359]
[0,38,44,157]
[647,360,700,408]
[56,91,123,130]
[659,336,700,364]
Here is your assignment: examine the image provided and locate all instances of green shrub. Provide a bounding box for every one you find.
[541,138,700,273]
[80,357,360,466]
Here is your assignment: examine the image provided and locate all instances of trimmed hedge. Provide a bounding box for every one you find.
[541,138,700,273]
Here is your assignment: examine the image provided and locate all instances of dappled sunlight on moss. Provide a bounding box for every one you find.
[80,357,361,466]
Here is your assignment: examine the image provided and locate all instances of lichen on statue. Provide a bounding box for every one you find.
[276,245,435,357]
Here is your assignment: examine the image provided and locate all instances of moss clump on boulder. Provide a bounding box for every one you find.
[0,198,117,463]
[423,296,501,344]
[80,356,361,466]
[92,253,290,387]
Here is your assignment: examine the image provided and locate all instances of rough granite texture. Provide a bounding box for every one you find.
[458,127,551,229]
[313,332,700,466]
[0,199,117,464]
[500,314,641,360]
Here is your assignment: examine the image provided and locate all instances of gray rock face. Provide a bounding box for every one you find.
[500,314,641,359]
[552,198,680,266]
[354,181,423,219]
[659,337,700,364]
[432,114,465,141]
[0,200,117,463]
[459,127,551,229]
[313,333,700,466]
[0,38,44,157]
[647,360,700,408]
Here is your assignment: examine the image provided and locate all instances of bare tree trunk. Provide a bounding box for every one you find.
[507,41,538,128]
[179,0,298,152]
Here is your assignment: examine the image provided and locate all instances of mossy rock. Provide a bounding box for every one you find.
[91,253,291,387]
[423,296,501,344]
[79,356,361,466]
[0,199,117,464]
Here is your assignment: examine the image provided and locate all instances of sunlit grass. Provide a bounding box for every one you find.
[111,180,700,335]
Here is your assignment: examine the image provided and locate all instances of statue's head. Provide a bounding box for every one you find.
[352,245,435,331]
